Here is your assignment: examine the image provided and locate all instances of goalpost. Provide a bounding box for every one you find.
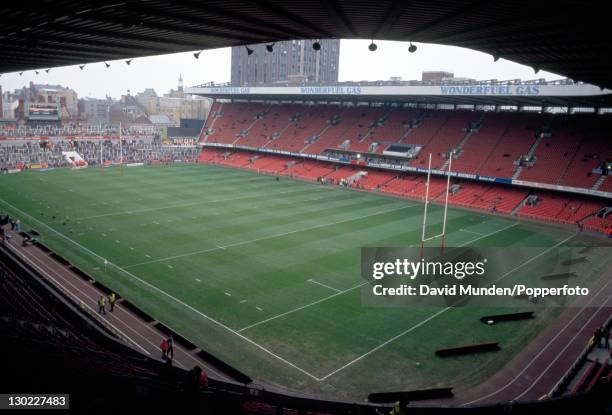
[420,152,453,257]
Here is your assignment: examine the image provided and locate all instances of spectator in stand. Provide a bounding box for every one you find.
[187,366,208,393]
[167,336,174,360]
[14,219,20,232]
[160,338,169,361]
[194,366,208,390]
[108,292,116,312]
[97,295,106,314]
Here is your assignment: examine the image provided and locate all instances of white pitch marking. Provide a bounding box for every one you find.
[0,199,529,383]
[145,254,151,258]
[0,203,322,381]
[224,292,231,297]
[115,240,120,243]
[11,250,151,356]
[317,232,577,381]
[238,222,520,333]
[194,278,201,283]
[307,278,341,293]
[462,271,612,406]
[102,233,107,237]
[129,247,134,250]
[124,204,415,269]
[64,187,313,222]
[240,300,247,304]
[459,228,485,236]
[256,307,263,311]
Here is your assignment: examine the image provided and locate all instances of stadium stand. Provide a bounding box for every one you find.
[0,131,199,170]
[198,103,612,194]
[477,112,545,178]
[368,108,418,153]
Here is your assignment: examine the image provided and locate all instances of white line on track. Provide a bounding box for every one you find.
[462,272,612,406]
[7,247,151,356]
[0,198,566,383]
[307,278,341,293]
[123,204,415,269]
[0,198,323,381]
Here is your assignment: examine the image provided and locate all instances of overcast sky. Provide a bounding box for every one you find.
[0,39,563,99]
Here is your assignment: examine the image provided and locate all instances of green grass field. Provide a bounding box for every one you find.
[0,164,609,400]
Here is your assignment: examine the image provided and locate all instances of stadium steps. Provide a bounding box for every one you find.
[592,175,607,190]
[591,175,608,190]
[300,112,344,153]
[200,102,224,143]
[401,109,428,141]
[512,166,523,180]
[512,131,544,180]
[232,105,270,145]
[439,129,475,170]
[357,110,389,143]
[260,110,301,149]
[525,133,544,159]
[511,194,532,215]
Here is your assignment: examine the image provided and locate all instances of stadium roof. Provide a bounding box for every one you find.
[187,81,612,108]
[1,1,611,88]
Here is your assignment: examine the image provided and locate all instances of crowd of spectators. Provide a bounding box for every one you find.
[0,139,200,170]
[0,123,156,139]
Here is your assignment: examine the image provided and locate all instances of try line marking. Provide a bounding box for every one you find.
[237,222,519,332]
[48,186,320,223]
[316,231,576,381]
[123,204,416,269]
[308,279,341,293]
[459,228,485,236]
[0,198,321,381]
[1,197,560,383]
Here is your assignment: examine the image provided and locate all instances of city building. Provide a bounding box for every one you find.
[24,82,79,120]
[231,39,340,85]
[422,71,455,82]
[80,97,112,124]
[143,75,211,126]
